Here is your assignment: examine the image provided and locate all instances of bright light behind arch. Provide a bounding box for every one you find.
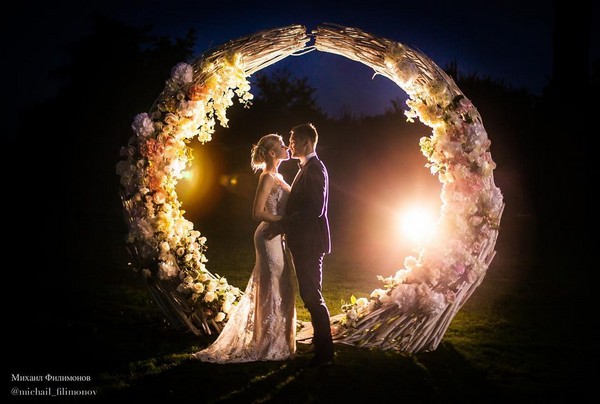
[398,206,436,244]
[175,144,223,220]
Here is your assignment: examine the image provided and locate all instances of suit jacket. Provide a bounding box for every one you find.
[282,155,331,256]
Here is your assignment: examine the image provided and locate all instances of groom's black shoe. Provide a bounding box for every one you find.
[297,344,315,355]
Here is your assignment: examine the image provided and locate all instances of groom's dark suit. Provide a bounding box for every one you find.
[282,155,333,363]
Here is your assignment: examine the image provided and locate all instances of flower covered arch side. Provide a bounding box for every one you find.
[116,24,504,352]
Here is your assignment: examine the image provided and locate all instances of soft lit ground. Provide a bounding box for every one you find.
[8,192,591,403]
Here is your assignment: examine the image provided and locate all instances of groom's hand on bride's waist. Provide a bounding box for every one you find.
[263,222,283,240]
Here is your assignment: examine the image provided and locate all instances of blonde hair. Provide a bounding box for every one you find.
[250,133,282,172]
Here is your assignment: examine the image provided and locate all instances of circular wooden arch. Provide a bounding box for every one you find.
[117,24,504,353]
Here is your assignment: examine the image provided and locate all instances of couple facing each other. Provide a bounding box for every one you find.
[193,123,334,367]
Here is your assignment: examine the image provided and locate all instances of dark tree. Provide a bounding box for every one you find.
[226,67,326,139]
[209,67,327,174]
[10,16,197,370]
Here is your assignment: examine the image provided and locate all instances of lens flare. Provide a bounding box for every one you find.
[398,207,436,244]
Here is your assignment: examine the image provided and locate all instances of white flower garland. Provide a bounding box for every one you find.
[117,55,252,330]
[313,26,503,351]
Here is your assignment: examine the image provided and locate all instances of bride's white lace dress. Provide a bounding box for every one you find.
[193,178,296,363]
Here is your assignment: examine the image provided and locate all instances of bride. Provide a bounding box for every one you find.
[192,133,296,363]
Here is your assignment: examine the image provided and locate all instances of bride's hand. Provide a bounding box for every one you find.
[273,173,291,192]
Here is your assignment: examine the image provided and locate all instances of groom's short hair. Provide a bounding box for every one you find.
[291,123,318,146]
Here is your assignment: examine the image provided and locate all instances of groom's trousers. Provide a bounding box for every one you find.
[293,251,334,361]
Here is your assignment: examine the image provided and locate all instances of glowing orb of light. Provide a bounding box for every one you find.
[398,207,436,244]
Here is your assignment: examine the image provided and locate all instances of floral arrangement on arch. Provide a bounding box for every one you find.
[339,88,502,319]
[315,31,504,351]
[116,53,253,332]
[116,24,503,351]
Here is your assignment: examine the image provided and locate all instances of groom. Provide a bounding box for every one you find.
[267,123,334,367]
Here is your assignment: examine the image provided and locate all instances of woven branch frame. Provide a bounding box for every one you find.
[117,23,504,353]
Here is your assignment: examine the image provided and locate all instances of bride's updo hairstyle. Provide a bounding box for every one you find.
[251,133,282,172]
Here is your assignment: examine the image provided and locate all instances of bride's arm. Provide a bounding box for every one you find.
[273,173,291,192]
[252,173,282,223]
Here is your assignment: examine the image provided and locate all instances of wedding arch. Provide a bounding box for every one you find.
[116,24,504,353]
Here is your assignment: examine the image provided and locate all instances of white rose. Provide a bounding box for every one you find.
[214,312,226,322]
[370,288,386,300]
[404,256,418,271]
[207,280,217,292]
[356,297,369,309]
[394,269,410,283]
[204,291,215,302]
[192,282,205,294]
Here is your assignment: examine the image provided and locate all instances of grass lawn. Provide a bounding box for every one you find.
[8,203,592,403]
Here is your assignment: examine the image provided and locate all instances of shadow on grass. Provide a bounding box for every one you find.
[96,342,497,403]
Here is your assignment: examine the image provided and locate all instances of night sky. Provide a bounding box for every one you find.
[11,0,596,139]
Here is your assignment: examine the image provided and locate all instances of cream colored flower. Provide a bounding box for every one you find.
[192,282,205,294]
[158,261,177,279]
[207,280,217,292]
[404,256,418,271]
